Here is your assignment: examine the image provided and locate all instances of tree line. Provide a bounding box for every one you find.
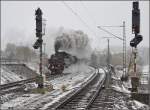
[90,48,145,68]
[2,43,39,62]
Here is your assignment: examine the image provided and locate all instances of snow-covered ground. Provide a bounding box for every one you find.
[112,84,131,94]
[25,62,51,75]
[1,67,26,84]
[25,62,40,74]
[132,100,149,110]
[1,63,96,110]
[113,65,149,89]
[140,65,149,84]
[142,65,149,73]
[111,65,149,110]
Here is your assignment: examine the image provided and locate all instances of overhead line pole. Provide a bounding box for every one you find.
[123,21,127,78]
[97,21,126,79]
[103,37,111,70]
[102,37,111,87]
[108,39,110,70]
[107,38,110,87]
[80,2,126,79]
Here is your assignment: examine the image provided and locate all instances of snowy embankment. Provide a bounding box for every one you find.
[141,65,149,84]
[142,65,149,73]
[25,62,50,75]
[1,63,96,110]
[111,69,131,94]
[1,67,25,85]
[25,62,40,74]
[111,66,149,110]
[50,63,95,90]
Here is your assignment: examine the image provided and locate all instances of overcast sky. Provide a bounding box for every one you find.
[1,1,149,54]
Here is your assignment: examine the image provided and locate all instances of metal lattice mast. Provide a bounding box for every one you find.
[123,21,126,76]
[98,21,127,78]
[107,39,110,70]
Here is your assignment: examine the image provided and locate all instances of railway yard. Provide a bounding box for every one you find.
[0,62,149,110]
[1,1,149,110]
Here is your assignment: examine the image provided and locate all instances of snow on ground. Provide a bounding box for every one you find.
[140,65,149,84]
[1,63,96,110]
[1,67,25,84]
[25,62,50,75]
[125,100,150,110]
[111,70,131,94]
[1,93,41,110]
[111,66,149,110]
[111,67,130,93]
[114,70,123,79]
[98,68,105,73]
[50,63,94,90]
[112,84,131,94]
[25,62,40,74]
[142,65,149,73]
[41,64,98,110]
[132,100,149,109]
[112,96,149,110]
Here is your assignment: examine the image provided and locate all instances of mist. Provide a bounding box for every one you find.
[54,29,92,59]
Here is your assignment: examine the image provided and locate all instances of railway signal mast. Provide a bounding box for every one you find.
[33,8,46,89]
[130,1,143,92]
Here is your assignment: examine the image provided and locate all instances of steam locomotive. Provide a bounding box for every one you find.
[47,32,86,74]
[48,51,77,74]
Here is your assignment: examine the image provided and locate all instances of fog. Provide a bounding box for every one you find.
[54,29,92,59]
[1,1,149,56]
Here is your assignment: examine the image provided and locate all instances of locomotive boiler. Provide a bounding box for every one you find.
[48,51,77,74]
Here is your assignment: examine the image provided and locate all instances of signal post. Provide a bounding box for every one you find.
[33,8,44,89]
[130,1,143,92]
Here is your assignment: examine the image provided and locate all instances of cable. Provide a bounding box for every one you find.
[80,1,125,41]
[80,1,101,39]
[97,26,123,41]
[79,1,97,27]
[61,1,98,38]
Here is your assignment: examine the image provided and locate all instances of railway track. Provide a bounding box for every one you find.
[0,62,69,90]
[0,78,36,90]
[87,88,119,110]
[51,69,106,110]
[86,68,130,110]
[0,73,70,96]
[0,78,37,96]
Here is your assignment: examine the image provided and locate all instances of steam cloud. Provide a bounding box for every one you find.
[54,30,92,59]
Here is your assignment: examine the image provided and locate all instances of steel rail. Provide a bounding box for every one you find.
[50,72,98,110]
[85,69,106,109]
[0,77,37,90]
[53,68,106,110]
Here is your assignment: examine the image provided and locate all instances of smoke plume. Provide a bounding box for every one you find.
[54,30,92,59]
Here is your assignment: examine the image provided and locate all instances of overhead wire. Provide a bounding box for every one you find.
[61,1,98,38]
[80,1,124,42]
[97,26,123,41]
[79,1,100,38]
[79,1,97,28]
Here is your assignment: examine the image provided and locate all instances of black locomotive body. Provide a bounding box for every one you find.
[48,51,77,74]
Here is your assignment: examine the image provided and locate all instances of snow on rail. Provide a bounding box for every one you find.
[1,67,24,85]
[1,63,96,110]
